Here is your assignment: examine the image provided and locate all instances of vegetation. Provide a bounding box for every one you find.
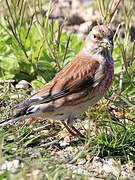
[0,0,135,179]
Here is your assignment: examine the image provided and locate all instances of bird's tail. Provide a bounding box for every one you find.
[0,106,39,128]
[0,117,21,128]
[0,107,28,128]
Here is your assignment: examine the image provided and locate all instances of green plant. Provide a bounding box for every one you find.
[0,0,83,91]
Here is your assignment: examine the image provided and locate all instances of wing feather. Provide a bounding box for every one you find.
[15,54,103,110]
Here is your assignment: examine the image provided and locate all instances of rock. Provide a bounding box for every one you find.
[79,21,93,34]
[78,159,86,165]
[66,146,75,153]
[67,14,85,26]
[80,129,86,135]
[72,167,83,174]
[31,169,41,178]
[64,136,71,143]
[11,94,24,99]
[15,80,29,89]
[59,141,70,147]
[102,163,112,174]
[1,160,20,171]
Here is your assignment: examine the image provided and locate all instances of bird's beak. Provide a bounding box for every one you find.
[101,38,113,49]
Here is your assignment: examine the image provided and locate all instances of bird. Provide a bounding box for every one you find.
[0,25,114,138]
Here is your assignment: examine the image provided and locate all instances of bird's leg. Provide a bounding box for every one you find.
[67,114,85,139]
[60,119,77,136]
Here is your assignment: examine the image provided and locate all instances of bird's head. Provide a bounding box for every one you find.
[83,25,114,55]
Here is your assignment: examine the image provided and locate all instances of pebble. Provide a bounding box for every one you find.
[64,136,71,143]
[15,80,29,89]
[121,171,129,177]
[102,163,112,173]
[79,21,92,34]
[80,129,86,135]
[42,130,49,135]
[1,160,20,171]
[66,146,75,153]
[59,141,70,147]
[72,168,88,176]
[31,169,41,178]
[78,159,86,165]
[72,167,83,174]
[11,94,24,99]
[84,121,90,130]
[62,154,74,161]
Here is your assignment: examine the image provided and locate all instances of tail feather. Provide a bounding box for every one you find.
[0,117,20,128]
[0,106,41,128]
[0,107,28,128]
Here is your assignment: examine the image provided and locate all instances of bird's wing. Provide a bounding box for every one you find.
[15,54,104,110]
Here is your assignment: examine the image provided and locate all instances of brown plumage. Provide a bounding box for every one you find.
[0,25,114,138]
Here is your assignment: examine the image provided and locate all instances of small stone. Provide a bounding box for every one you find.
[66,146,75,153]
[15,80,29,89]
[107,158,116,166]
[92,158,103,168]
[78,159,86,165]
[41,130,49,135]
[88,178,99,180]
[86,154,91,160]
[47,119,54,124]
[59,141,69,147]
[59,131,69,138]
[84,121,90,130]
[29,135,35,138]
[79,21,92,34]
[12,160,20,168]
[0,85,3,89]
[64,136,71,143]
[11,94,24,99]
[72,167,83,174]
[63,154,74,161]
[67,14,84,25]
[1,160,20,171]
[31,169,41,178]
[80,129,86,135]
[102,163,112,173]
[121,171,129,177]
[1,161,8,170]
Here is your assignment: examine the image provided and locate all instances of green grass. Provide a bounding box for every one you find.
[0,0,135,179]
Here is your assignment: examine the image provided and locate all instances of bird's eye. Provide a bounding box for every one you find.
[93,34,102,40]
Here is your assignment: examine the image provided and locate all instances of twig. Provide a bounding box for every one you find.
[28,4,42,37]
[19,0,26,26]
[119,60,124,93]
[36,39,46,61]
[108,0,122,24]
[25,13,35,40]
[97,0,105,22]
[44,33,61,70]
[121,46,129,77]
[5,0,17,37]
[62,36,71,63]
[44,0,53,31]
[34,0,40,25]
[131,41,135,66]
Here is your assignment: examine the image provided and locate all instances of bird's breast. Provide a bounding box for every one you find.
[104,59,114,91]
